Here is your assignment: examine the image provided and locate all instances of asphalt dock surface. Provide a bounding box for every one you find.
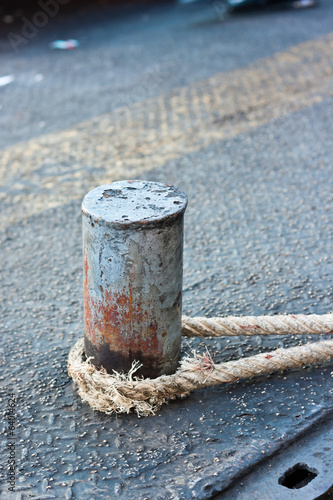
[0,0,333,498]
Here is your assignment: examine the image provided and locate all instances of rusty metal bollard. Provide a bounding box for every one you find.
[82,180,188,378]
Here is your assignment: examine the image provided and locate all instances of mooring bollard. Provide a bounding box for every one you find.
[82,180,188,378]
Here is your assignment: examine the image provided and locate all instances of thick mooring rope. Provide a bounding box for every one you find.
[181,313,333,337]
[68,314,333,417]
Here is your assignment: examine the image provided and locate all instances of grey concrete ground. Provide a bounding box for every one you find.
[0,0,333,498]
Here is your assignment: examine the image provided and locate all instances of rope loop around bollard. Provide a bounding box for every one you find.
[68,313,333,417]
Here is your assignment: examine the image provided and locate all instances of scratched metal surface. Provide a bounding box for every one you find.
[219,413,333,499]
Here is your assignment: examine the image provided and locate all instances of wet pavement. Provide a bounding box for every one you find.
[1,0,333,498]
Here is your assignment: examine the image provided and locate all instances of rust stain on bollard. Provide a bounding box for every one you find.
[82,180,187,378]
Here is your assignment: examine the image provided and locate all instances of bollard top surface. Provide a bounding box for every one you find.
[82,180,188,227]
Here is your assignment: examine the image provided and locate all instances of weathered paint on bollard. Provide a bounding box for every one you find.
[82,180,188,378]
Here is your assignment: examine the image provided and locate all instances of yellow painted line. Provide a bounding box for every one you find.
[1,32,333,229]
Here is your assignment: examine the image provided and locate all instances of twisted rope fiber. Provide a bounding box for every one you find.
[181,313,333,337]
[68,313,333,417]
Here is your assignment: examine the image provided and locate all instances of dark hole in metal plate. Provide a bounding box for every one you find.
[279,463,318,489]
